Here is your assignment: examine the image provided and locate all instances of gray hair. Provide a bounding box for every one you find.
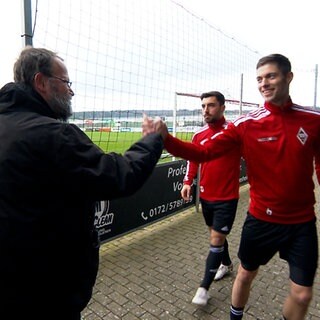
[13,46,63,86]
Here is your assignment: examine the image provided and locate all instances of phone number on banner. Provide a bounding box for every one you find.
[141,196,193,221]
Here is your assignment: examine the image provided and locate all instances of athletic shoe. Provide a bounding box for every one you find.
[191,287,209,306]
[214,263,233,281]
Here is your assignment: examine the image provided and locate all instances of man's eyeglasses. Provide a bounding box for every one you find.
[49,75,72,88]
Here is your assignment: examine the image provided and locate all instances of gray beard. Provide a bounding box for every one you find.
[47,94,72,121]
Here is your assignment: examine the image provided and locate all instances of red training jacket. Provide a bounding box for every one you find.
[183,117,240,201]
[165,98,320,224]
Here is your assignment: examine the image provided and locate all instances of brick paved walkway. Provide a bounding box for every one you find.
[83,183,320,319]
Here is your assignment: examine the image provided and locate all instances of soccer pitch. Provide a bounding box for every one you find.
[85,131,193,154]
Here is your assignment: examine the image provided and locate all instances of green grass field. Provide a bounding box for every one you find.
[85,131,193,155]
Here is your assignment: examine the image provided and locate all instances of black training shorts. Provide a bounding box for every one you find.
[238,212,318,286]
[200,199,238,235]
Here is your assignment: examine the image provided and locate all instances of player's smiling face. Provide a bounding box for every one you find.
[256,62,292,106]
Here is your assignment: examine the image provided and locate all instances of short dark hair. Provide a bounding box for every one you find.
[200,91,225,105]
[13,46,62,86]
[256,54,291,75]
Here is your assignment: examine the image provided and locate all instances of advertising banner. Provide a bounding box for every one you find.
[95,158,248,243]
[94,160,195,242]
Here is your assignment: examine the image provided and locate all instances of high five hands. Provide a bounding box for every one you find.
[142,113,169,140]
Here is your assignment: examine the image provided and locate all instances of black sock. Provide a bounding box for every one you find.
[200,244,223,289]
[221,239,232,266]
[230,305,244,319]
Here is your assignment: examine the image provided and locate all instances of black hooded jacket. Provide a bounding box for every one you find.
[0,82,163,315]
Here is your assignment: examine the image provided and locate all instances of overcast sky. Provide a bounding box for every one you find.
[1,0,319,93]
[175,0,320,69]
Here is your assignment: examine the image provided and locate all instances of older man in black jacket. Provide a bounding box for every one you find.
[0,47,163,320]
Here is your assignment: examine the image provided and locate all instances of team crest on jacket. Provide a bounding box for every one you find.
[297,127,308,145]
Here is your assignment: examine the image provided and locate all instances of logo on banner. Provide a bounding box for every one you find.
[94,200,114,229]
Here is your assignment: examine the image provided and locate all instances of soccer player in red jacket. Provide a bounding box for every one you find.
[181,91,240,306]
[143,54,320,320]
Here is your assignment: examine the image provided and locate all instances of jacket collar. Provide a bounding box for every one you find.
[264,97,293,113]
[0,82,57,119]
